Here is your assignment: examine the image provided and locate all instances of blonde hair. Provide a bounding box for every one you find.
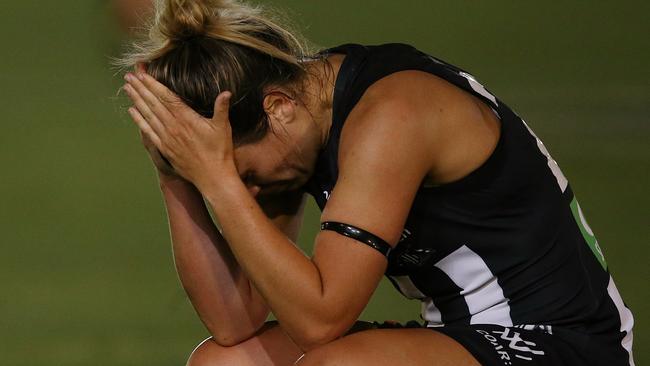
[118,0,313,144]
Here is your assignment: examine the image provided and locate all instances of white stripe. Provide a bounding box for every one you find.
[459,71,498,107]
[388,275,444,326]
[522,121,568,192]
[434,245,513,326]
[389,275,426,299]
[422,298,443,326]
[575,200,606,264]
[607,277,635,365]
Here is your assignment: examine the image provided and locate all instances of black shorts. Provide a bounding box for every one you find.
[374,322,631,366]
[435,324,631,366]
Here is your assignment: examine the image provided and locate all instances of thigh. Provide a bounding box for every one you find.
[187,321,303,366]
[297,328,480,366]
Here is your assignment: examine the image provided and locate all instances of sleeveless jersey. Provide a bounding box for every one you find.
[304,43,633,361]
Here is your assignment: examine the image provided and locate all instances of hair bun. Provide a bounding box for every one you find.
[158,0,224,40]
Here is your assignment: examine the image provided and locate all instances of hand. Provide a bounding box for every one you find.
[128,64,182,182]
[123,70,238,191]
[138,129,178,178]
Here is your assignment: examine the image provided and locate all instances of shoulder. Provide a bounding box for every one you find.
[319,69,494,244]
[339,65,504,185]
[337,69,482,171]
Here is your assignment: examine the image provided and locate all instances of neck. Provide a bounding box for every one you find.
[301,54,345,149]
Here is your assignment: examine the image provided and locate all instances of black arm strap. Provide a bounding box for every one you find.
[320,221,392,258]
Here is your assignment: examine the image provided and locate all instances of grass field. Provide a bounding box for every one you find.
[0,1,647,364]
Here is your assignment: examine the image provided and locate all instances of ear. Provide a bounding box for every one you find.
[263,91,298,125]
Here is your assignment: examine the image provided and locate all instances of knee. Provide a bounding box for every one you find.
[186,337,236,366]
[295,344,346,366]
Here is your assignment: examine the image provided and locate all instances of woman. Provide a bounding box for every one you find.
[120,0,634,365]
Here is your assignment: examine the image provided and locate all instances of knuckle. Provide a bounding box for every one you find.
[141,108,153,121]
[161,94,180,105]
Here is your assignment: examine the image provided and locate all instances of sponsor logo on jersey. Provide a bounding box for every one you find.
[475,327,547,365]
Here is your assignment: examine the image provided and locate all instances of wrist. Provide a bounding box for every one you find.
[198,168,248,208]
[193,161,241,195]
[158,173,193,190]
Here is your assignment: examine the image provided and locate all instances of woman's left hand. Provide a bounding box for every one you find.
[123,69,238,190]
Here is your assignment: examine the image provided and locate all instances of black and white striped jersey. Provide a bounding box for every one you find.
[304,43,633,363]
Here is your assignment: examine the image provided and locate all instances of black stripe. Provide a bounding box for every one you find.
[321,222,392,257]
[412,267,471,325]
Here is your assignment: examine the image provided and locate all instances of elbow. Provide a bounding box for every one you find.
[199,306,270,347]
[205,321,262,347]
[210,332,249,347]
[208,329,248,347]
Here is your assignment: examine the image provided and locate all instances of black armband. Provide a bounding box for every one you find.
[320,222,392,258]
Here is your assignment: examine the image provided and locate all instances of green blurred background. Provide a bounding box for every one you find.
[1,1,647,364]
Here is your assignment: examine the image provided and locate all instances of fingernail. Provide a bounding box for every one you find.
[137,73,145,81]
[124,73,132,82]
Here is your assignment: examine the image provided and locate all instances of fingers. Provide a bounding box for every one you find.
[139,129,154,149]
[123,80,169,139]
[136,72,183,107]
[137,125,177,176]
[128,106,163,149]
[212,91,232,124]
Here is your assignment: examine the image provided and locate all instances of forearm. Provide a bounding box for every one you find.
[200,176,346,349]
[159,176,269,345]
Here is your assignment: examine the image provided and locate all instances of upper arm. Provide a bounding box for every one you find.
[310,87,436,332]
[322,102,433,243]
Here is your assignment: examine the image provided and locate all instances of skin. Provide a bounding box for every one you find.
[123,53,499,364]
